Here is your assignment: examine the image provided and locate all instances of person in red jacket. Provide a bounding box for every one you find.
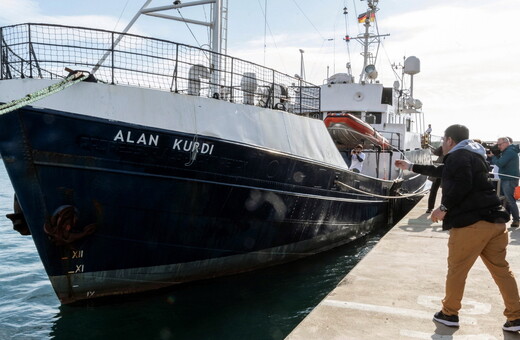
[395,124,520,331]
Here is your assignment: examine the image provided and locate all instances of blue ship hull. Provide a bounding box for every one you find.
[0,106,423,303]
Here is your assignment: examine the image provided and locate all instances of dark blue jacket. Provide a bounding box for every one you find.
[492,144,519,181]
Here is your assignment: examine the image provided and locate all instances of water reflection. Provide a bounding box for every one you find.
[49,234,380,340]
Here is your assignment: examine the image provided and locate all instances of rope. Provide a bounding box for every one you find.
[493,172,520,180]
[335,180,429,199]
[0,69,89,115]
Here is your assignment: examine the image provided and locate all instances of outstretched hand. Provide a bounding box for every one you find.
[395,159,411,170]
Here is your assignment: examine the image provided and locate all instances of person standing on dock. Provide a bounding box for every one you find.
[395,124,520,332]
[426,146,443,214]
[491,137,520,228]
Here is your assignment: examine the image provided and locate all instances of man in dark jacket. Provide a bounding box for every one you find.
[492,137,520,227]
[395,124,520,331]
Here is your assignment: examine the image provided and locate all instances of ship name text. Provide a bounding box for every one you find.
[112,130,215,155]
[172,139,214,155]
[113,130,159,146]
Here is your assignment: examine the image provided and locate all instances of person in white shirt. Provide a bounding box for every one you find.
[349,144,366,173]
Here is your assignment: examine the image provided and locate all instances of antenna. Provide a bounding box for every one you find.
[299,49,306,80]
[348,0,389,83]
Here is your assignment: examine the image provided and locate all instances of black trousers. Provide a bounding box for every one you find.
[428,178,441,210]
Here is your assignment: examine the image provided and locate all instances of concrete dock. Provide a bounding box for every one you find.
[287,197,520,339]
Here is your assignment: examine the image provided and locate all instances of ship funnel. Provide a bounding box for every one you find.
[188,65,210,96]
[241,72,257,105]
[364,64,378,80]
[404,56,420,75]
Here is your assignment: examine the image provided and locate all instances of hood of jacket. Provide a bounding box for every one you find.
[508,144,520,154]
[448,139,486,159]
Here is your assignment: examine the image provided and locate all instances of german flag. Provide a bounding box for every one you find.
[357,12,375,23]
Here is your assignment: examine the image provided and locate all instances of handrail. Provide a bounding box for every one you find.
[335,180,428,199]
[0,23,321,116]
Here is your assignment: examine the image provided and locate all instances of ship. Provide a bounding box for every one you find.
[0,0,429,304]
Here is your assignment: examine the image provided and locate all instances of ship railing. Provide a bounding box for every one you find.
[379,131,401,151]
[0,23,320,116]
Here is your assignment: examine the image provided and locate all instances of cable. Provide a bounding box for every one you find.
[335,180,429,199]
[263,0,267,65]
[493,173,520,180]
[113,0,131,32]
[177,9,203,48]
[255,0,288,73]
[291,0,326,41]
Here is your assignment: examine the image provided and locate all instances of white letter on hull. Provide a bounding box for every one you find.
[114,130,125,142]
[200,143,215,155]
[172,139,182,151]
[136,134,147,145]
[183,140,193,152]
[149,135,159,147]
[126,131,135,143]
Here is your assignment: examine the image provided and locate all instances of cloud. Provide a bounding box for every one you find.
[0,0,40,25]
[379,2,520,140]
[0,0,147,34]
[2,0,519,140]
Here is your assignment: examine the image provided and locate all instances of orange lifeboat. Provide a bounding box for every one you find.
[324,113,391,150]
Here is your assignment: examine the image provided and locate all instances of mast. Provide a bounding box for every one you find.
[359,1,374,82]
[91,0,228,92]
[210,0,222,96]
[349,0,389,83]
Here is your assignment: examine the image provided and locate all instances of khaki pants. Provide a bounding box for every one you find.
[442,220,520,320]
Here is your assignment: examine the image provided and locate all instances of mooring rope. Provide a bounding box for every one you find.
[334,180,429,199]
[0,69,89,115]
[493,172,520,180]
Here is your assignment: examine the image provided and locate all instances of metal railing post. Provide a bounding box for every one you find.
[0,27,3,80]
[28,24,32,78]
[230,57,234,102]
[299,80,303,115]
[111,32,115,84]
[318,86,321,113]
[271,69,275,109]
[174,44,179,93]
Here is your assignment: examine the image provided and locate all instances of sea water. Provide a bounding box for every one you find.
[0,161,387,340]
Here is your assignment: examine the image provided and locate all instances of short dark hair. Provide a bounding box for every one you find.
[444,124,469,143]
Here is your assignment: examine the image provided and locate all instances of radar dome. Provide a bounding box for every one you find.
[404,56,420,75]
[327,73,354,84]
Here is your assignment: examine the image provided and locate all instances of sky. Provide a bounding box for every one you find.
[1,0,519,141]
